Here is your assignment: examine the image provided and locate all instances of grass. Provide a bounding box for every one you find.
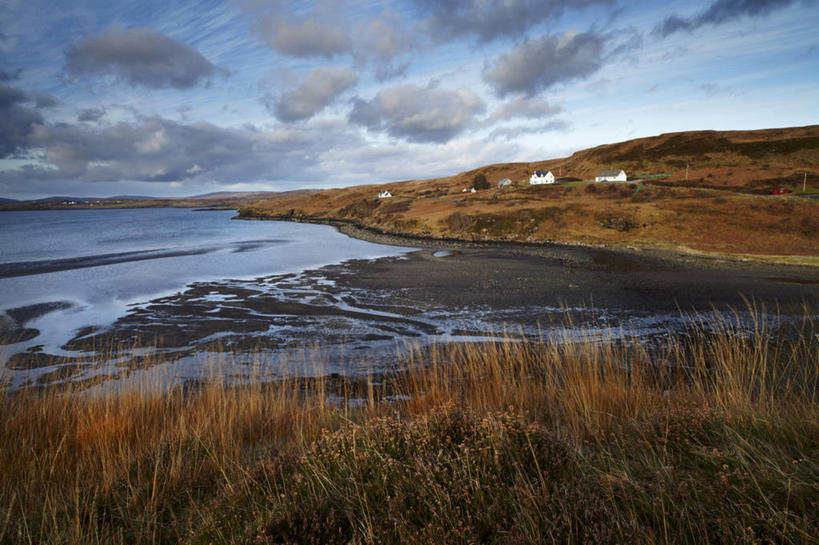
[243,179,819,260]
[239,125,819,259]
[1,306,817,544]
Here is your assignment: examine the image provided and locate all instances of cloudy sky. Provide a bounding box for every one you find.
[1,0,817,199]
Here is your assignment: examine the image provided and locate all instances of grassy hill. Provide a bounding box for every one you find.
[241,125,819,262]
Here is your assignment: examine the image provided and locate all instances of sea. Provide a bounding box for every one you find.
[0,208,410,384]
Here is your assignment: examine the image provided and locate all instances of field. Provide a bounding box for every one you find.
[240,126,819,261]
[1,308,817,544]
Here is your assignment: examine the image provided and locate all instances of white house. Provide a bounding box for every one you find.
[377,190,392,198]
[595,169,628,182]
[529,170,555,185]
[497,178,512,188]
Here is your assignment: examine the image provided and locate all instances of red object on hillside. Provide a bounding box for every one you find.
[771,187,791,195]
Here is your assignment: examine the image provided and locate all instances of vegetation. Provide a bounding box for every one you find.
[473,173,490,190]
[239,126,819,262]
[1,307,817,544]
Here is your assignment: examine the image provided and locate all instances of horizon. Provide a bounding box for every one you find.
[1,0,817,200]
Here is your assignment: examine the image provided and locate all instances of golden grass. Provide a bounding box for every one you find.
[1,307,817,543]
[242,180,819,259]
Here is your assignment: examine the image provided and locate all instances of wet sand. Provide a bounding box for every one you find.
[2,229,817,388]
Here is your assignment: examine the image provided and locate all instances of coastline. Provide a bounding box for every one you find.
[236,211,819,272]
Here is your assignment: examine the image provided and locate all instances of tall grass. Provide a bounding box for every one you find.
[1,307,816,544]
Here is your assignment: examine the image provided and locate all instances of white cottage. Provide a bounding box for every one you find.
[595,169,628,182]
[529,170,555,184]
[497,178,512,188]
[377,190,392,198]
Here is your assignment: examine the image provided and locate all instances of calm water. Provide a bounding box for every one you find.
[0,208,409,363]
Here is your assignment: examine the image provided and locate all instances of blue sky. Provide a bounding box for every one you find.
[1,0,817,199]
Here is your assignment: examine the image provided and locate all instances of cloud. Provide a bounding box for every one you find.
[0,68,23,82]
[264,19,352,58]
[484,31,606,97]
[65,27,222,89]
[78,107,107,123]
[1,114,369,189]
[251,11,352,59]
[414,0,612,42]
[487,96,563,124]
[0,83,27,108]
[353,13,414,81]
[654,0,814,36]
[245,5,412,78]
[33,92,58,108]
[349,83,486,143]
[0,83,44,157]
[266,66,358,122]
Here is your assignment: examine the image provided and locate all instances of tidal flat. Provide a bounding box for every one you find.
[3,226,817,389]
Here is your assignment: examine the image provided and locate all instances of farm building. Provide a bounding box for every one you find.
[497,178,512,187]
[377,190,392,198]
[529,171,555,184]
[595,169,628,182]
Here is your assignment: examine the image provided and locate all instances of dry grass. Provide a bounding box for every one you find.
[242,179,819,260]
[1,307,817,544]
[240,125,819,259]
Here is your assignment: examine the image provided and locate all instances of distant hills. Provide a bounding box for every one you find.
[1,190,316,205]
[0,191,310,210]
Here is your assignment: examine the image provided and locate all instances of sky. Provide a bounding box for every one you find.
[0,0,817,199]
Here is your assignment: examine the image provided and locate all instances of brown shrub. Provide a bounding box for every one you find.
[445,211,475,231]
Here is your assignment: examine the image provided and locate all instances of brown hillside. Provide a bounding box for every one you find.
[242,126,819,261]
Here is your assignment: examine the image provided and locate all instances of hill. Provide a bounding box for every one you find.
[240,126,819,262]
[0,191,315,211]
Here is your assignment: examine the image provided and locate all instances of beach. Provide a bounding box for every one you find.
[5,219,817,388]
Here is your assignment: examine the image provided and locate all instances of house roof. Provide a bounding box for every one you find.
[532,170,552,176]
[597,169,624,177]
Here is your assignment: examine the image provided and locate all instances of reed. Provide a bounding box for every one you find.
[0,306,816,544]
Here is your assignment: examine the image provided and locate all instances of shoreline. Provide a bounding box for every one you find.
[236,211,819,272]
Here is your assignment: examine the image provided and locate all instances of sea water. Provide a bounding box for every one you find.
[0,208,410,362]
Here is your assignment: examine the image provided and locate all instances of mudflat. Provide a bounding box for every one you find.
[327,223,819,314]
[4,230,817,388]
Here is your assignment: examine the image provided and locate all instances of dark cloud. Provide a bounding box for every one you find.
[266,66,358,122]
[654,0,814,36]
[0,83,44,157]
[484,31,606,97]
[2,115,366,188]
[487,97,563,124]
[65,27,222,89]
[350,83,485,143]
[0,84,27,108]
[78,107,107,123]
[414,0,612,42]
[256,17,351,58]
[33,92,58,108]
[0,68,23,82]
